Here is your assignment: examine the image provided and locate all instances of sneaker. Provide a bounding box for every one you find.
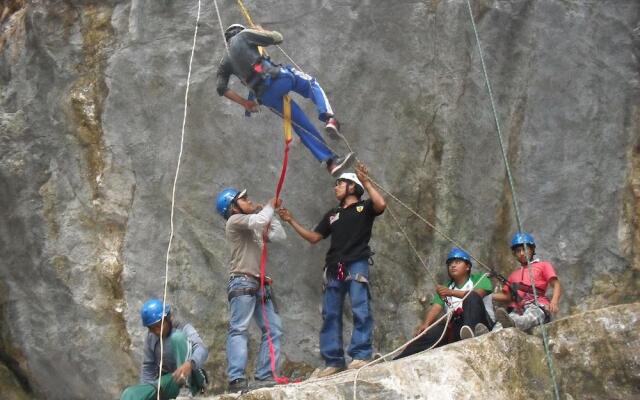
[474,323,490,337]
[327,152,355,176]
[316,366,343,378]
[250,377,277,390]
[347,359,370,370]
[190,368,208,395]
[459,325,474,340]
[325,117,341,140]
[496,308,515,329]
[228,377,248,393]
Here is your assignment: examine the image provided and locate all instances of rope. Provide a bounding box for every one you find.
[157,1,201,399]
[352,273,490,399]
[263,103,501,280]
[463,1,561,398]
[386,206,438,285]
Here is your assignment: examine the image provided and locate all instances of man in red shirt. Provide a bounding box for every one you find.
[493,232,562,331]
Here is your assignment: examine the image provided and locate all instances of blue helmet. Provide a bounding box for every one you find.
[510,232,536,249]
[141,299,171,327]
[446,247,472,267]
[216,187,245,219]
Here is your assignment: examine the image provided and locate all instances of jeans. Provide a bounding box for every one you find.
[320,258,373,367]
[226,276,283,382]
[259,67,335,162]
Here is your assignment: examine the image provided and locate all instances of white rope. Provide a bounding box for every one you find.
[352,273,490,399]
[386,205,438,285]
[157,1,201,399]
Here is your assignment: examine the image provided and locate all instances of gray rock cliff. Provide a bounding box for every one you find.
[0,0,638,398]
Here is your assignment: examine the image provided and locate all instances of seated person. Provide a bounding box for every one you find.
[120,299,208,400]
[493,232,562,331]
[395,248,493,359]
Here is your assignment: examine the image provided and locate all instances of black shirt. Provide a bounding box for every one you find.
[314,199,383,265]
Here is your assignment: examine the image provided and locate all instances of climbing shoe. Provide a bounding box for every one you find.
[459,325,474,340]
[327,152,355,176]
[495,308,515,329]
[316,366,343,378]
[325,117,341,140]
[474,323,490,337]
[228,377,248,394]
[347,359,370,370]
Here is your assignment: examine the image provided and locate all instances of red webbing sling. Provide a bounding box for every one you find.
[259,95,295,384]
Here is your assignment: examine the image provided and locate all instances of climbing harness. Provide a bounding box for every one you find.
[157,1,201,400]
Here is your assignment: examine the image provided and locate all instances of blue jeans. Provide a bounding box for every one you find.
[320,259,373,367]
[259,67,335,163]
[226,276,283,381]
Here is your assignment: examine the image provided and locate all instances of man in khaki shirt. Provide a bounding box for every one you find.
[215,188,286,393]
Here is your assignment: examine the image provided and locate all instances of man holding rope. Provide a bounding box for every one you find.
[216,188,287,393]
[278,161,386,377]
[216,24,354,176]
[394,248,493,359]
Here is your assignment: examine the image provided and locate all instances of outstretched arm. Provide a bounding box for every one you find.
[356,162,386,214]
[278,208,323,244]
[414,303,443,336]
[223,90,259,112]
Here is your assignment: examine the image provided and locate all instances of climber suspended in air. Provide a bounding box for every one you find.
[216,24,354,176]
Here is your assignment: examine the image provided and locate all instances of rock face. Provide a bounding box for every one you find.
[193,303,640,400]
[0,0,638,399]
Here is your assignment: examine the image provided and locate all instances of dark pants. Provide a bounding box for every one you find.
[395,292,491,359]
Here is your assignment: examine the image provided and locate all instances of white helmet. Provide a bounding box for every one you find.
[337,172,364,192]
[224,24,246,41]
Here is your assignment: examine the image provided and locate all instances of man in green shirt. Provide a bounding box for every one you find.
[395,248,493,359]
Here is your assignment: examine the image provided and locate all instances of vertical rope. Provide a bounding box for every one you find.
[157,1,201,399]
[464,1,561,398]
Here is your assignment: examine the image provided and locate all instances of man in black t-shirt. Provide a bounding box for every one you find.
[278,162,386,377]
